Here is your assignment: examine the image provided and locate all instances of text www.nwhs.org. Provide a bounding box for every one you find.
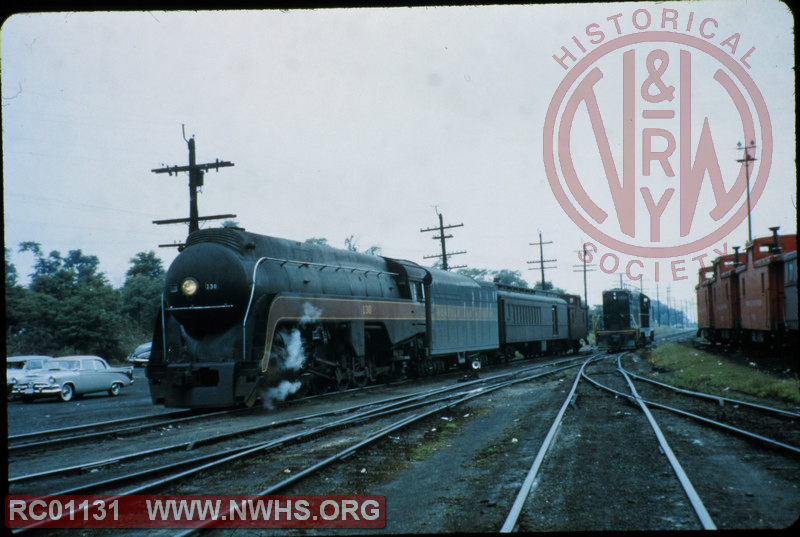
[5,495,386,529]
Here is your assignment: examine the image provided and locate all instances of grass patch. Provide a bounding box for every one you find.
[642,343,800,406]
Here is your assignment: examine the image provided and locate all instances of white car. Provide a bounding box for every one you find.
[14,356,134,402]
[7,356,53,401]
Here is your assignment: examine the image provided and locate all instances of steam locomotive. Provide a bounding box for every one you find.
[696,227,797,348]
[146,228,588,408]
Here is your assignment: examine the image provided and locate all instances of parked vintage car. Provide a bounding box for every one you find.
[126,342,152,367]
[7,355,53,401]
[13,356,134,402]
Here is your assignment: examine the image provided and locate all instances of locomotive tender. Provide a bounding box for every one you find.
[146,228,587,408]
[696,228,797,348]
[594,288,653,351]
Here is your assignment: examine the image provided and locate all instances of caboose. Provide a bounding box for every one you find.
[696,251,743,346]
[695,228,797,349]
[737,229,797,345]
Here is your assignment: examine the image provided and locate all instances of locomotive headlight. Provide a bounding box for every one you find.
[181,278,199,296]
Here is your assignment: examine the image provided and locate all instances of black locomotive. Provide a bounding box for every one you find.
[146,228,588,408]
[594,288,653,351]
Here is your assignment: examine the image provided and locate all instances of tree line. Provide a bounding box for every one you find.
[5,244,164,364]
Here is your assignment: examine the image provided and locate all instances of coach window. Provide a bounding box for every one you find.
[552,306,559,335]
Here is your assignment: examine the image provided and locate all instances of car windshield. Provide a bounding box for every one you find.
[46,361,80,370]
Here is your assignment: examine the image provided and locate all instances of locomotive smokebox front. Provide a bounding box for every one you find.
[164,241,250,336]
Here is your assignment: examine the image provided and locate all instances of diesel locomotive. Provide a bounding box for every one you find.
[146,228,588,408]
[594,288,653,351]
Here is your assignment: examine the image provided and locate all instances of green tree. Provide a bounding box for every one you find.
[121,252,165,338]
[493,269,530,288]
[5,248,26,348]
[306,236,382,256]
[8,243,123,359]
[5,247,18,287]
[344,235,382,256]
[533,280,566,294]
[126,251,165,281]
[455,267,530,288]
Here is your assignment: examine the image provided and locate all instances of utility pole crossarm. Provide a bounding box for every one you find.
[151,160,234,175]
[421,212,466,271]
[528,231,557,290]
[420,224,464,233]
[152,134,235,236]
[153,214,237,226]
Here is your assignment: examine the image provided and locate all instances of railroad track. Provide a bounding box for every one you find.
[500,353,800,532]
[11,346,796,533]
[7,409,236,453]
[10,355,590,534]
[9,355,587,497]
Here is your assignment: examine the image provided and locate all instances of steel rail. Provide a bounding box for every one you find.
[6,358,595,534]
[171,357,592,536]
[10,359,576,488]
[579,368,800,456]
[500,355,600,532]
[617,364,717,530]
[15,359,583,533]
[8,409,198,445]
[8,410,230,452]
[16,359,575,495]
[618,361,800,418]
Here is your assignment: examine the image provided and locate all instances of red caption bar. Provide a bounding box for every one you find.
[5,495,385,529]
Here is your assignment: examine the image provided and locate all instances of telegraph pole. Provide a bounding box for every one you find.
[737,140,757,243]
[573,243,596,309]
[528,231,557,290]
[152,129,236,239]
[656,285,661,326]
[421,210,466,270]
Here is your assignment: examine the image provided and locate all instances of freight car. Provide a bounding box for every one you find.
[146,228,587,408]
[784,250,798,349]
[696,251,742,346]
[696,228,797,348]
[594,288,653,351]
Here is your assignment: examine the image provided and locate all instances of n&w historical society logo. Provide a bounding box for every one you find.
[544,7,772,282]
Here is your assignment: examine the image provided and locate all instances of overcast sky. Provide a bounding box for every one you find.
[3,1,795,314]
